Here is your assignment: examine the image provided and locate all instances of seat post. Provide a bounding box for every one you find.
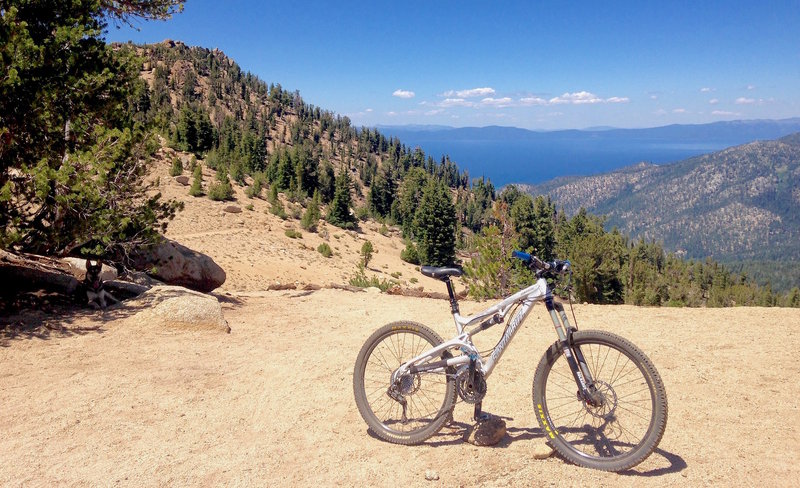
[444,277,460,315]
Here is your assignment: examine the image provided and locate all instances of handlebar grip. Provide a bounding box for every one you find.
[512,250,550,270]
[512,250,531,262]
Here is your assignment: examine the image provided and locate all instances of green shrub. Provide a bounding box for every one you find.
[379,223,389,236]
[170,157,183,176]
[349,265,393,292]
[317,242,333,258]
[400,242,420,265]
[285,229,302,239]
[355,205,369,221]
[270,200,287,219]
[207,181,233,201]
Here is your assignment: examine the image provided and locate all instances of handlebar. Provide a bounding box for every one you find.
[512,250,571,276]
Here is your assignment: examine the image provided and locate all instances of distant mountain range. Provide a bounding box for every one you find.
[378,118,800,186]
[516,133,800,289]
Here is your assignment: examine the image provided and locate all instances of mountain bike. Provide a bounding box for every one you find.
[353,251,668,472]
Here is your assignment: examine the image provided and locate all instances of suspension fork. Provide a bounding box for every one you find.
[545,297,599,403]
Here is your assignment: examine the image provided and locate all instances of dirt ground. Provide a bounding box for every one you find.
[3,157,800,486]
[2,290,799,487]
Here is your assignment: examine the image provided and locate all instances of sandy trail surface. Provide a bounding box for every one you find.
[2,290,799,487]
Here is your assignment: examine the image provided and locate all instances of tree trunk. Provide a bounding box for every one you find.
[0,249,79,295]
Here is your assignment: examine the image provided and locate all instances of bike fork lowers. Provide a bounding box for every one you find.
[544,297,599,403]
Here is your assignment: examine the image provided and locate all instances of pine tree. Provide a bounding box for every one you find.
[170,156,184,176]
[317,160,336,203]
[0,1,183,257]
[414,179,456,266]
[301,190,322,231]
[189,164,204,197]
[463,225,511,299]
[360,240,374,268]
[327,170,355,228]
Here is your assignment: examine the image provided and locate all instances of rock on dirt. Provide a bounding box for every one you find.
[531,442,554,459]
[463,417,506,446]
[131,239,226,293]
[61,257,117,281]
[125,285,229,332]
[174,175,190,186]
[424,469,439,481]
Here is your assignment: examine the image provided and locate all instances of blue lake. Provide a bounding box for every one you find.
[402,138,737,187]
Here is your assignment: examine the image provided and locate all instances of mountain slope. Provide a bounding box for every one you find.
[520,134,800,263]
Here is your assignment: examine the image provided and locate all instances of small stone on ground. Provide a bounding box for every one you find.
[532,442,554,459]
[424,469,439,481]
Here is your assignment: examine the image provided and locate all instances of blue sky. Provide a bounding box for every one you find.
[106,1,800,130]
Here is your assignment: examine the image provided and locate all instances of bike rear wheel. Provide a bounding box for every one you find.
[353,321,456,445]
[533,330,667,471]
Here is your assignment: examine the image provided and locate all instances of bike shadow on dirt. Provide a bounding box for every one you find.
[368,415,687,477]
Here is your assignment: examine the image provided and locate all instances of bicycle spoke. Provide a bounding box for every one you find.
[542,338,657,462]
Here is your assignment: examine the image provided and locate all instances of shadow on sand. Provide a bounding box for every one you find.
[365,415,686,476]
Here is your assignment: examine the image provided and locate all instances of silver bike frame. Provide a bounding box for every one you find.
[391,276,575,384]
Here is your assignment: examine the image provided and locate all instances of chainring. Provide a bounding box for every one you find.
[455,368,487,404]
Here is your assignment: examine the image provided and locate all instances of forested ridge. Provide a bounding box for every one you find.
[1,1,796,307]
[520,134,800,292]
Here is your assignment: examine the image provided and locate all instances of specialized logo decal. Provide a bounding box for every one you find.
[489,302,531,364]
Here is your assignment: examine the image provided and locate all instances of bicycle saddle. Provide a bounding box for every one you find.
[420,266,463,280]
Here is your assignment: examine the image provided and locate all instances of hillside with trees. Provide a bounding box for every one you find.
[1,1,797,308]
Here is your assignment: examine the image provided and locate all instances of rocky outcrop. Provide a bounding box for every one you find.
[125,285,229,332]
[132,239,226,293]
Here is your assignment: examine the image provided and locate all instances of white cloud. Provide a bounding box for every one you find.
[709,98,719,105]
[712,110,741,116]
[747,84,756,90]
[365,108,373,112]
[548,91,626,105]
[520,96,548,106]
[654,109,668,115]
[392,89,415,99]
[735,97,756,105]
[480,97,513,107]
[387,111,397,116]
[649,94,659,100]
[550,91,604,104]
[439,98,474,108]
[700,87,715,92]
[673,108,687,113]
[441,87,495,98]
[425,109,444,116]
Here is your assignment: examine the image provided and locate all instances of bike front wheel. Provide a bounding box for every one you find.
[533,330,668,471]
[353,321,456,445]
